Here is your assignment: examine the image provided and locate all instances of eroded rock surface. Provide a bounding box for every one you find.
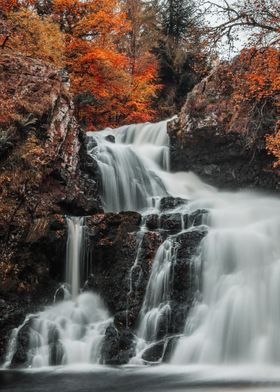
[168,63,279,192]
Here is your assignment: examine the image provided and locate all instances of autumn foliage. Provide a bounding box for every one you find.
[231,48,280,167]
[0,0,160,129]
[0,0,279,167]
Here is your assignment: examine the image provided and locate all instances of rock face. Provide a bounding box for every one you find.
[168,64,279,192]
[0,54,102,362]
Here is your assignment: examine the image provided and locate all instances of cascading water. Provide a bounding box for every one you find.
[66,217,85,298]
[87,121,170,212]
[4,120,280,371]
[4,217,111,368]
[87,120,280,367]
[171,194,280,365]
[137,238,174,344]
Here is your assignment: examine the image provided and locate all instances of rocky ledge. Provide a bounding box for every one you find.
[168,62,279,192]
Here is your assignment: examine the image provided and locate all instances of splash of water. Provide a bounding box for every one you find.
[171,193,280,365]
[4,217,111,368]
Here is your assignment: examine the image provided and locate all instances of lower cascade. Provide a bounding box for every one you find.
[172,194,280,365]
[4,217,111,368]
[3,120,280,369]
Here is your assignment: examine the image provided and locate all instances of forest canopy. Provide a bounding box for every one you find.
[0,0,279,165]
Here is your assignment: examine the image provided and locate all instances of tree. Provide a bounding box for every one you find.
[232,47,279,165]
[149,0,210,117]
[161,0,198,43]
[52,0,161,129]
[204,0,280,47]
[266,128,280,168]
[5,9,64,67]
[120,0,160,123]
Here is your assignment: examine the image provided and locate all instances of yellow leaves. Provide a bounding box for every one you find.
[5,9,65,67]
[20,134,46,169]
[2,0,160,129]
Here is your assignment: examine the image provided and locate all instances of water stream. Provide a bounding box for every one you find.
[3,120,280,373]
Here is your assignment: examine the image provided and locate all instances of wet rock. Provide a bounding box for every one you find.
[126,231,162,327]
[49,341,64,366]
[145,214,159,230]
[10,318,33,368]
[184,209,208,228]
[142,341,165,363]
[162,336,180,362]
[172,229,207,304]
[160,213,182,233]
[105,135,115,143]
[160,197,188,211]
[85,135,97,150]
[101,325,135,365]
[141,336,179,363]
[86,212,142,320]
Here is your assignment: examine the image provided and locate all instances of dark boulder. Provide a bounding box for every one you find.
[141,336,179,363]
[160,197,188,211]
[145,214,159,230]
[168,61,279,192]
[160,213,182,233]
[10,318,33,368]
[184,209,208,228]
[101,325,135,365]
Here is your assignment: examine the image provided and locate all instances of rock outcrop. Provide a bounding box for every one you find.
[0,53,102,361]
[168,63,279,192]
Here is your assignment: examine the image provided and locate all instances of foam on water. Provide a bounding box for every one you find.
[4,120,280,374]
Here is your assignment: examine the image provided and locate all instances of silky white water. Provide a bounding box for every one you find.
[29,292,110,367]
[89,121,280,366]
[4,120,280,371]
[66,217,85,299]
[172,193,280,365]
[4,217,111,368]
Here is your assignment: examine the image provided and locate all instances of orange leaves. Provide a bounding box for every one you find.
[0,0,18,13]
[229,47,280,168]
[61,0,159,129]
[1,8,65,67]
[232,48,280,103]
[266,129,280,168]
[1,0,160,129]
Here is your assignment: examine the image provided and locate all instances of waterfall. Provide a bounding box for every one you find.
[137,238,175,343]
[4,120,280,370]
[87,121,170,212]
[4,216,111,368]
[66,217,85,298]
[88,120,280,366]
[171,194,280,365]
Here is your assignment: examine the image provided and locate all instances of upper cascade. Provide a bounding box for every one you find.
[87,120,213,212]
[87,121,170,212]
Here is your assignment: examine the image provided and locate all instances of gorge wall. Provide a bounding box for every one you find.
[168,62,279,193]
[0,53,102,360]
